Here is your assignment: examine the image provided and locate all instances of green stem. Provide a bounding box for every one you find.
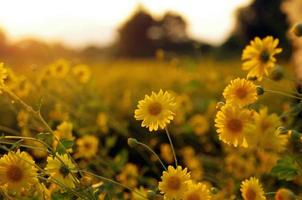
[264,89,302,100]
[79,170,148,200]
[164,127,178,167]
[135,140,167,171]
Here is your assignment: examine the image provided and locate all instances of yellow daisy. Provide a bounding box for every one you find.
[242,36,282,81]
[45,153,78,188]
[0,150,38,194]
[72,64,91,83]
[223,78,258,107]
[246,107,288,152]
[134,90,176,132]
[158,165,191,200]
[215,104,252,147]
[74,135,99,159]
[240,177,266,200]
[183,181,211,200]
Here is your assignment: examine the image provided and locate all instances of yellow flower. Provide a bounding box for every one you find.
[158,165,191,200]
[242,36,282,81]
[215,104,252,147]
[116,163,139,188]
[135,90,176,132]
[240,177,266,200]
[45,153,78,188]
[0,63,7,89]
[75,135,99,159]
[0,150,38,194]
[17,110,30,128]
[160,143,174,164]
[97,112,109,134]
[72,64,91,83]
[189,114,209,135]
[246,107,288,152]
[49,59,70,79]
[223,78,258,107]
[183,181,211,200]
[12,76,32,98]
[53,121,74,150]
[275,188,295,200]
[131,186,148,200]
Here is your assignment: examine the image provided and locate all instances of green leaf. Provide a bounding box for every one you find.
[271,156,299,181]
[51,190,74,200]
[36,132,53,145]
[56,139,74,154]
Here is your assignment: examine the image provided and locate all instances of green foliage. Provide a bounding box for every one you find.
[56,139,74,154]
[271,156,299,181]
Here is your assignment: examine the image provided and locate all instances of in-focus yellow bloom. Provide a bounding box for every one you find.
[116,163,139,188]
[215,104,252,147]
[45,153,78,188]
[242,36,282,80]
[158,165,191,200]
[189,114,209,135]
[183,181,211,200]
[75,135,99,159]
[223,78,258,107]
[135,90,176,132]
[72,64,91,83]
[0,150,38,194]
[240,177,266,200]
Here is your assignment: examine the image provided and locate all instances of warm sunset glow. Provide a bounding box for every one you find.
[0,0,252,48]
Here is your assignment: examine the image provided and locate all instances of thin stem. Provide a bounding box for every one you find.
[135,140,167,170]
[164,127,178,167]
[265,192,276,196]
[0,140,46,151]
[79,170,148,200]
[0,125,19,135]
[265,89,302,100]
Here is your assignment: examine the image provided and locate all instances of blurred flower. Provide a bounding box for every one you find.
[189,114,209,136]
[275,188,295,200]
[75,135,99,159]
[131,186,148,200]
[53,121,74,151]
[72,64,91,83]
[45,153,78,188]
[17,110,30,128]
[223,78,258,107]
[116,163,138,188]
[0,150,38,194]
[183,181,211,200]
[12,76,32,98]
[242,36,282,81]
[240,177,266,200]
[0,63,7,89]
[215,105,252,147]
[97,112,109,134]
[49,59,70,79]
[135,90,176,131]
[160,143,174,164]
[158,165,190,200]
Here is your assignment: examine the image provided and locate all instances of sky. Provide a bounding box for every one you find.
[0,0,252,49]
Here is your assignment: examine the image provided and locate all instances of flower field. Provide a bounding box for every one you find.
[0,34,302,200]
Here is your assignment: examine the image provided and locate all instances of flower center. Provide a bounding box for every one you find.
[235,87,248,99]
[260,120,271,132]
[186,193,200,200]
[59,165,70,177]
[84,142,91,150]
[260,50,270,63]
[167,175,181,190]
[148,102,162,116]
[6,164,23,182]
[226,118,243,133]
[245,187,257,200]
